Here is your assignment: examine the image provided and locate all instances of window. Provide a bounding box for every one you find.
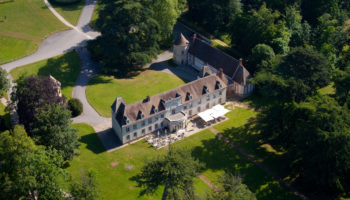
[148,126,152,131]
[197,107,201,112]
[126,127,130,132]
[182,50,184,55]
[219,91,222,95]
[198,99,202,104]
[161,122,164,127]
[189,110,192,116]
[133,132,137,138]
[161,114,164,118]
[155,115,158,120]
[206,103,209,109]
[126,135,130,141]
[219,98,222,104]
[206,95,210,101]
[142,129,145,135]
[189,103,193,108]
[141,121,145,127]
[155,124,158,129]
[148,118,152,124]
[213,93,216,99]
[172,109,176,114]
[213,101,216,106]
[183,105,187,110]
[133,124,137,130]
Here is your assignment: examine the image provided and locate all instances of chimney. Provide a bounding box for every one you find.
[217,68,224,79]
[192,33,197,42]
[143,96,150,103]
[239,58,243,66]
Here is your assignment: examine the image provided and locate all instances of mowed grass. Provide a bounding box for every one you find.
[49,0,85,25]
[0,0,66,64]
[68,123,212,200]
[10,51,81,99]
[86,70,187,117]
[69,108,299,200]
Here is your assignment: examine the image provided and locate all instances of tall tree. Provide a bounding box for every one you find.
[207,172,256,200]
[0,126,65,200]
[134,148,204,200]
[12,75,66,133]
[252,47,330,103]
[0,68,10,97]
[32,104,79,161]
[248,44,275,74]
[285,5,311,47]
[70,170,100,200]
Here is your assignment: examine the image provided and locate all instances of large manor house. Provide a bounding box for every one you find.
[112,33,253,144]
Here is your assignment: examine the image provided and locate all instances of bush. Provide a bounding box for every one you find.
[68,98,83,117]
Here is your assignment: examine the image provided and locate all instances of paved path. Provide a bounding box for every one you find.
[1,0,100,72]
[208,127,308,200]
[71,48,110,129]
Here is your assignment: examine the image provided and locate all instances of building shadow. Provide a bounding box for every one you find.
[96,128,123,151]
[79,129,105,154]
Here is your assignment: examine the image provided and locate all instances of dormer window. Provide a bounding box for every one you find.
[202,86,210,94]
[137,111,144,120]
[185,92,192,101]
[168,97,172,101]
[175,93,181,98]
[215,81,222,90]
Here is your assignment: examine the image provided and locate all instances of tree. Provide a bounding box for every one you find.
[207,172,256,200]
[0,68,10,97]
[285,6,311,47]
[68,98,83,117]
[231,3,290,55]
[334,66,350,107]
[133,148,204,200]
[12,75,66,133]
[252,47,330,103]
[248,44,275,74]
[188,0,242,33]
[0,126,65,200]
[31,104,79,161]
[70,170,99,200]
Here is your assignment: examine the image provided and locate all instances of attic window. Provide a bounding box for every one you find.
[175,93,181,98]
[137,111,144,120]
[168,97,172,101]
[202,86,210,94]
[215,81,223,90]
[185,92,192,101]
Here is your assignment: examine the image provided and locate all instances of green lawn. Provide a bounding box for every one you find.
[319,83,335,95]
[69,113,299,200]
[10,52,81,99]
[49,0,85,25]
[86,70,187,117]
[0,0,66,64]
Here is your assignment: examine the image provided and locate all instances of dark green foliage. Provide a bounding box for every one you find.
[0,126,65,200]
[0,68,10,97]
[248,44,275,74]
[187,0,242,33]
[133,148,204,199]
[252,47,330,103]
[258,96,350,194]
[89,0,184,77]
[230,3,290,55]
[31,104,79,161]
[70,170,100,200]
[68,98,83,117]
[12,75,66,133]
[334,66,350,107]
[207,172,256,200]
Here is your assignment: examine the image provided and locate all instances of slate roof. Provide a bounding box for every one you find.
[114,74,227,126]
[174,33,189,46]
[188,38,250,85]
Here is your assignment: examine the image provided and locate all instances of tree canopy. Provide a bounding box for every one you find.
[133,148,204,199]
[0,126,65,200]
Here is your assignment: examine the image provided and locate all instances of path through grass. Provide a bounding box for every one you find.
[86,70,187,117]
[0,0,66,64]
[49,0,85,25]
[10,51,81,99]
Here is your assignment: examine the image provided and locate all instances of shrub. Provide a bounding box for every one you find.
[68,98,83,117]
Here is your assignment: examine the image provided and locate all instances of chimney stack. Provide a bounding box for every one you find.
[239,58,243,66]
[143,96,150,103]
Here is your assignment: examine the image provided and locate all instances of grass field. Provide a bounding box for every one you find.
[86,70,187,117]
[68,106,298,200]
[10,51,81,99]
[49,0,85,25]
[0,0,66,64]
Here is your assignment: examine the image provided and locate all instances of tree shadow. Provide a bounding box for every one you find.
[191,134,297,200]
[79,130,105,154]
[35,51,81,93]
[48,0,84,12]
